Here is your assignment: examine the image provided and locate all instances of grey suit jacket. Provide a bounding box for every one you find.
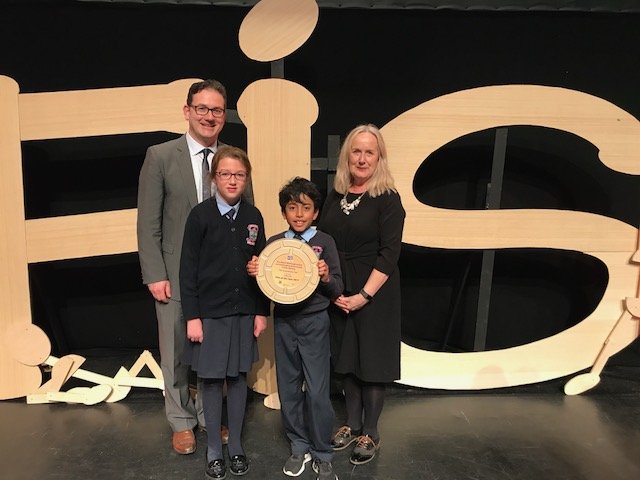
[137,135,195,301]
[137,135,254,301]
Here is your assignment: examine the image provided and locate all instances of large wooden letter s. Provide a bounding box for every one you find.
[381,85,640,393]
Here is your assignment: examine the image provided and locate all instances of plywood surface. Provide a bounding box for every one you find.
[19,79,197,140]
[0,77,193,400]
[25,209,138,263]
[239,0,319,62]
[381,85,640,390]
[1,76,638,399]
[238,78,318,395]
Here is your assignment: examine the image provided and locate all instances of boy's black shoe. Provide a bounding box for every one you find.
[283,452,312,476]
[312,459,338,480]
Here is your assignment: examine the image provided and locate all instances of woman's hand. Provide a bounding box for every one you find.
[334,293,369,314]
[247,255,259,277]
[254,315,267,337]
[186,318,204,343]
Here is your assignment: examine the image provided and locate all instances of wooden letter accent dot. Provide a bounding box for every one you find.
[1,0,639,404]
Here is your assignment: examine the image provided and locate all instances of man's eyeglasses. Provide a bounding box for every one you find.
[191,105,226,117]
[216,171,248,182]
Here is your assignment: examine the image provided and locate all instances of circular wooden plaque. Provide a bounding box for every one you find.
[256,238,319,304]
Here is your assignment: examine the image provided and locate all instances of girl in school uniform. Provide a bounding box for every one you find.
[180,145,269,479]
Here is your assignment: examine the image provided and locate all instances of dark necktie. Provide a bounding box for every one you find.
[201,148,212,200]
[224,208,235,223]
[293,233,305,242]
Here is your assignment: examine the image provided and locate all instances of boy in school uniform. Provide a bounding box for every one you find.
[248,177,343,480]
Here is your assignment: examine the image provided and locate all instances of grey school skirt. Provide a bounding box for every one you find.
[183,314,259,379]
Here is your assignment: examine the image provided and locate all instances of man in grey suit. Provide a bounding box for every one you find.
[137,79,233,455]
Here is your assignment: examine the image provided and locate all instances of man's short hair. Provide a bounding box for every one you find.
[186,79,227,106]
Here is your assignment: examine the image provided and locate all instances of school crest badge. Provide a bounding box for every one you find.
[246,224,259,245]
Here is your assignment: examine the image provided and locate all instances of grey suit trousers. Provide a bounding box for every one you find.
[157,298,204,432]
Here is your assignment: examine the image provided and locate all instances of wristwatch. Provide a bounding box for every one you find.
[360,288,374,301]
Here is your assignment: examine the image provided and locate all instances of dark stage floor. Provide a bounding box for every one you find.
[1,351,639,480]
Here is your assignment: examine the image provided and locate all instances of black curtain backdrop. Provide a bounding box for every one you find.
[77,0,640,14]
[1,2,639,366]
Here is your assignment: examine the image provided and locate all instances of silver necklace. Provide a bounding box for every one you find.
[340,191,366,215]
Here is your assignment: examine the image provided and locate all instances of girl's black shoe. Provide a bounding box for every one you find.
[205,459,226,480]
[229,455,250,476]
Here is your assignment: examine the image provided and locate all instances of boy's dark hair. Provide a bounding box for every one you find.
[279,177,322,212]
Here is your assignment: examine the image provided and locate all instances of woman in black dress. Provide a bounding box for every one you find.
[318,124,405,465]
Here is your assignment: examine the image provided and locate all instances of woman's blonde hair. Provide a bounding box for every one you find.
[333,124,396,197]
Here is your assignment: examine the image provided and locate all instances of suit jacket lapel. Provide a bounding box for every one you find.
[176,135,198,208]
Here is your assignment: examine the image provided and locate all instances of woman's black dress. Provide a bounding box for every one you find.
[318,189,405,383]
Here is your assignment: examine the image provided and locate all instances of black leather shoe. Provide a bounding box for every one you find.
[331,425,359,451]
[205,458,226,480]
[229,454,250,476]
[350,435,380,465]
